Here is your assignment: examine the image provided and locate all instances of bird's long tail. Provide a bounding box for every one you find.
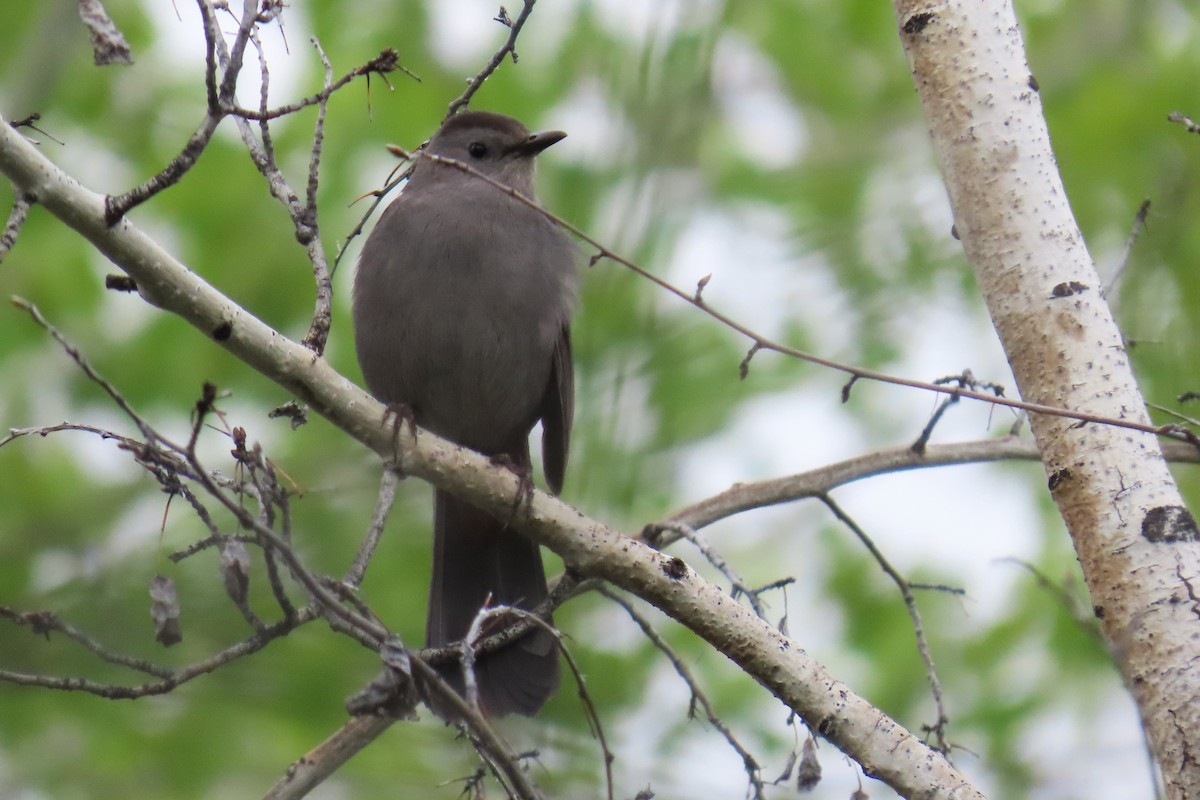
[426,487,560,717]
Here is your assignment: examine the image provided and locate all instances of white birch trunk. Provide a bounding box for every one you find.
[894,1,1200,796]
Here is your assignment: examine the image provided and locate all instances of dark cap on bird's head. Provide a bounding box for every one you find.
[437,110,566,154]
[420,110,566,193]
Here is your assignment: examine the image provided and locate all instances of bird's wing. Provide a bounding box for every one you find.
[539,325,573,495]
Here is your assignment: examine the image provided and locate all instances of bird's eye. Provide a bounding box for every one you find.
[467,142,488,159]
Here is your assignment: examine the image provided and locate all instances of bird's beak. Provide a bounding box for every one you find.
[511,129,567,157]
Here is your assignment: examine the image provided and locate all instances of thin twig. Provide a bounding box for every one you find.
[345,468,400,586]
[0,607,317,698]
[819,494,954,754]
[558,642,614,800]
[400,148,1192,445]
[7,113,66,145]
[227,48,411,122]
[912,370,1009,453]
[184,390,389,644]
[1167,110,1200,135]
[261,494,298,620]
[600,587,766,800]
[262,714,396,800]
[446,1,538,117]
[78,0,134,66]
[216,0,259,105]
[996,558,1101,642]
[11,310,385,661]
[330,158,412,277]
[107,1,227,223]
[267,641,544,800]
[11,298,163,444]
[1148,402,1200,430]
[300,36,334,354]
[455,604,613,798]
[104,0,229,222]
[0,191,32,262]
[1104,198,1151,299]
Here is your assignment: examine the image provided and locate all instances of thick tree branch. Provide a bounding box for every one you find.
[0,112,982,800]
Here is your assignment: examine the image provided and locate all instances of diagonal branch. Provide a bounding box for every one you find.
[0,108,984,800]
[397,147,1200,447]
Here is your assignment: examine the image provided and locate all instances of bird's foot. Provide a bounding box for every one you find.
[489,454,536,526]
[381,402,418,470]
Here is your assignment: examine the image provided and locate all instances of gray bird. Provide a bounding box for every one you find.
[353,111,577,717]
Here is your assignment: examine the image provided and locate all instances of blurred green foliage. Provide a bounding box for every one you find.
[1,1,1198,798]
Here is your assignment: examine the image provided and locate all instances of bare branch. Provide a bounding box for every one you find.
[913,370,1009,454]
[0,101,1001,800]
[11,297,163,445]
[1104,198,1152,300]
[0,190,32,263]
[262,714,396,800]
[446,1,539,117]
[77,0,133,66]
[1167,110,1200,136]
[330,158,412,278]
[300,36,334,353]
[268,639,545,800]
[601,588,766,800]
[216,0,260,104]
[184,388,389,646]
[819,494,955,754]
[227,48,411,122]
[402,147,1195,445]
[345,468,400,587]
[0,606,318,698]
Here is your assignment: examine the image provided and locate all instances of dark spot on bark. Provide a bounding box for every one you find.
[1093,605,1105,619]
[212,320,233,341]
[903,12,936,34]
[1142,505,1199,543]
[1050,281,1089,298]
[1048,468,1071,491]
[950,224,959,240]
[104,274,138,292]
[661,556,688,580]
[1028,74,1040,92]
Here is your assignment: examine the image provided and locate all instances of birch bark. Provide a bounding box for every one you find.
[894,2,1200,795]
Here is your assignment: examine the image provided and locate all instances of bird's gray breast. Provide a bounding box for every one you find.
[353,187,577,454]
